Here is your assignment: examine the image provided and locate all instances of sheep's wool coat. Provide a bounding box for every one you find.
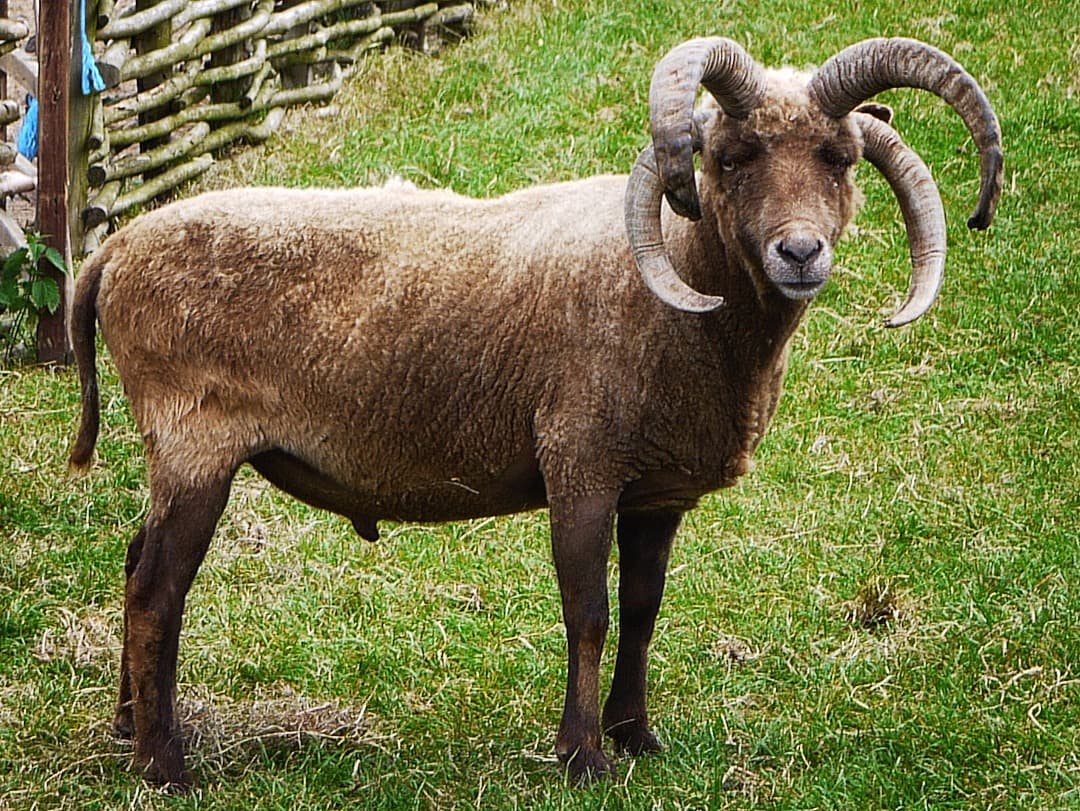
[90,176,793,527]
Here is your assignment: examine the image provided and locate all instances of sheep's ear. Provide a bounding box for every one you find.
[855,102,894,124]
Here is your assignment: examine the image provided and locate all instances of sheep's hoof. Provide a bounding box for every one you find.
[113,709,134,740]
[154,776,194,796]
[141,763,193,794]
[606,721,664,755]
[561,746,616,784]
[135,745,192,793]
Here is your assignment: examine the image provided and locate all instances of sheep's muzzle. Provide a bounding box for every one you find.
[763,230,833,301]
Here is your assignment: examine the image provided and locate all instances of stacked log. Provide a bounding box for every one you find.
[82,0,488,254]
[0,7,32,250]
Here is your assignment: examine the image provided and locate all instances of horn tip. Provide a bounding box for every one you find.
[682,294,727,314]
[665,187,702,221]
[884,303,931,328]
[967,146,1004,231]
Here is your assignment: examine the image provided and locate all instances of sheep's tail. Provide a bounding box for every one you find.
[68,251,105,470]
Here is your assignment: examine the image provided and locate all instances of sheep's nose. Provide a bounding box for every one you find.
[778,233,824,265]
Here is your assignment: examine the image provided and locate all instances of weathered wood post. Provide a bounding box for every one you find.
[0,0,7,145]
[36,0,75,363]
[133,0,171,178]
[209,3,254,106]
[277,0,314,90]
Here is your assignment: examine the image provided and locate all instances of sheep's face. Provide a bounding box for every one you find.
[699,71,862,303]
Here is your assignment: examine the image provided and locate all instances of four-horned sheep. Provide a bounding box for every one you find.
[68,36,1002,787]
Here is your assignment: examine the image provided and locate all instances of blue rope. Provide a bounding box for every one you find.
[16,95,37,159]
[81,0,105,94]
[15,2,102,161]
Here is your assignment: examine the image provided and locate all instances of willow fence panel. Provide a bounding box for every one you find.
[82,0,486,254]
[0,0,492,361]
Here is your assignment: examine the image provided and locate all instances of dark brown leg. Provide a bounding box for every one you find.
[549,491,617,781]
[602,510,680,754]
[125,473,232,789]
[114,526,147,739]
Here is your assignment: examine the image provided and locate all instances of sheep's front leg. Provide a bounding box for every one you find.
[549,491,617,781]
[603,510,680,754]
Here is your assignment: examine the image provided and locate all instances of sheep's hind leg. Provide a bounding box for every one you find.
[114,525,147,739]
[124,470,233,790]
[549,491,618,781]
[602,510,680,754]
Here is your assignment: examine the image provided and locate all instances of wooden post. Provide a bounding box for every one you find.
[278,0,312,90]
[134,0,171,178]
[0,0,7,145]
[36,0,75,363]
[209,4,254,106]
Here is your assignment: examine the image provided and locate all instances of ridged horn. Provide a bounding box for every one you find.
[625,142,725,313]
[856,112,947,327]
[808,37,1003,230]
[648,37,768,221]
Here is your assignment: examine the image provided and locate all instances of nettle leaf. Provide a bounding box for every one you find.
[26,239,45,264]
[0,273,20,308]
[2,247,28,278]
[41,246,68,275]
[30,277,61,314]
[0,237,69,325]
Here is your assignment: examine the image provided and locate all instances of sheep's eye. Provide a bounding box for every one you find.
[818,144,855,171]
[716,139,761,174]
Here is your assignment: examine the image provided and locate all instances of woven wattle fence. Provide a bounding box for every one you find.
[0,0,491,362]
[77,0,488,254]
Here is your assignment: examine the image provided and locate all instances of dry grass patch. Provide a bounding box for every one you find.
[32,606,121,667]
[177,683,391,780]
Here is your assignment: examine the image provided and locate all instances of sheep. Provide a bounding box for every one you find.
[68,36,1002,787]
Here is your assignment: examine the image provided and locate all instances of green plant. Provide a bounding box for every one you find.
[0,232,69,362]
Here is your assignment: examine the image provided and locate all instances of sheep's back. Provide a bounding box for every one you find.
[92,179,646,511]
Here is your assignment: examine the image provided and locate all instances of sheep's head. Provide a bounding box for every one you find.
[626,37,1003,326]
[696,71,862,304]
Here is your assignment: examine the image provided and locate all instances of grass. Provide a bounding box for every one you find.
[2,0,1078,807]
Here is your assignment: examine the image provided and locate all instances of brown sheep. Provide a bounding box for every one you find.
[68,37,1001,787]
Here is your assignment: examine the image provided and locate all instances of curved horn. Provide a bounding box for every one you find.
[625,143,725,313]
[649,37,768,221]
[808,37,1003,230]
[856,112,947,327]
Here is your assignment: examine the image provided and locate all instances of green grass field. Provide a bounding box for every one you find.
[2,0,1078,807]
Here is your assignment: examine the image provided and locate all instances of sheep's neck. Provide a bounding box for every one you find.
[651,216,809,494]
[675,213,808,368]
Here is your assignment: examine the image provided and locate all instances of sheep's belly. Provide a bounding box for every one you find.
[249,447,548,530]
